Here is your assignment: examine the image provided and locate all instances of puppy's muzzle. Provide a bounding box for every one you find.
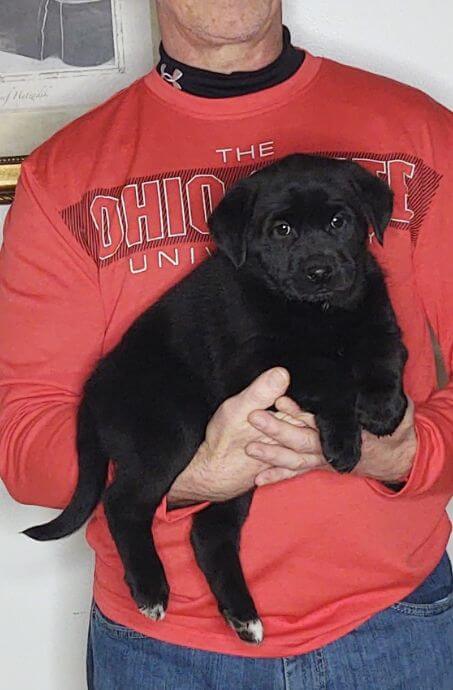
[306,263,334,285]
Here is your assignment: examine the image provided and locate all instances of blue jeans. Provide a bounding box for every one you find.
[87,552,453,690]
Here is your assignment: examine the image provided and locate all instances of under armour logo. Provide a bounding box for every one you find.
[160,64,183,90]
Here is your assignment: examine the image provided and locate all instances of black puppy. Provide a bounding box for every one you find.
[25,155,407,644]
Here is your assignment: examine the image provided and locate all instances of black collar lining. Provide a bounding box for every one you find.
[157,26,304,99]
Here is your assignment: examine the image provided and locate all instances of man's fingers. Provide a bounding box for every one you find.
[256,462,333,486]
[275,396,302,416]
[255,467,303,486]
[248,410,322,454]
[275,397,317,428]
[246,442,324,470]
[233,368,290,414]
[274,410,307,427]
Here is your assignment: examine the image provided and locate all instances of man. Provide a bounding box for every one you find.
[0,1,452,688]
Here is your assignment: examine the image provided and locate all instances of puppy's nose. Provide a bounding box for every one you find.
[306,265,333,284]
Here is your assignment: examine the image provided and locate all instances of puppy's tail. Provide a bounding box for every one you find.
[23,399,108,541]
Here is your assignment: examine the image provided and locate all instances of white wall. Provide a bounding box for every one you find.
[1,2,452,688]
[284,0,453,108]
[0,206,8,238]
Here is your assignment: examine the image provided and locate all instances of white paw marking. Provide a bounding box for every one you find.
[226,615,264,644]
[243,618,264,644]
[139,603,166,621]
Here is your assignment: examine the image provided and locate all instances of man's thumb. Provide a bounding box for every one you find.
[239,368,290,411]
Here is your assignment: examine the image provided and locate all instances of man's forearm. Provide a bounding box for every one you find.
[166,442,212,508]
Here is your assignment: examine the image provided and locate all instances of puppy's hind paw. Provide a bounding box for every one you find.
[139,602,166,621]
[223,611,264,644]
[129,573,169,622]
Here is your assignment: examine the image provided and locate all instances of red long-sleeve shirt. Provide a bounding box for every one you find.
[1,53,452,657]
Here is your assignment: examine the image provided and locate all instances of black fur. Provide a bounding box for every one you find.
[25,155,407,643]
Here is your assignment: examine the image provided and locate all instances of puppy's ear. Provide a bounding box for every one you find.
[353,166,394,245]
[208,181,256,267]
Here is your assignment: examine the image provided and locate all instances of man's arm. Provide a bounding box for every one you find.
[0,164,105,508]
[403,97,453,499]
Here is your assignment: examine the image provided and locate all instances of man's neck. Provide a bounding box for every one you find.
[156,7,283,74]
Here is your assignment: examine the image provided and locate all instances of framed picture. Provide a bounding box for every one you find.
[0,0,159,203]
[0,156,25,204]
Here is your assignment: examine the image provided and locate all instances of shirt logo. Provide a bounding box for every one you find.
[159,64,183,90]
[61,152,442,269]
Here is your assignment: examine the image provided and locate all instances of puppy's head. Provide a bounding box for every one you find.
[209,154,393,306]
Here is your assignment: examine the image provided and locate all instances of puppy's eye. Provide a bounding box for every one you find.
[330,215,345,230]
[272,222,294,238]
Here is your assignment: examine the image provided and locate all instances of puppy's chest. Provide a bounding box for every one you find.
[276,330,348,376]
[275,310,349,357]
[223,313,350,376]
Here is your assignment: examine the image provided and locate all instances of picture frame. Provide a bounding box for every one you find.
[0,0,160,204]
[0,156,25,204]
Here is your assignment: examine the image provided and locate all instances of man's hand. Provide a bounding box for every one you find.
[167,368,291,507]
[247,396,417,486]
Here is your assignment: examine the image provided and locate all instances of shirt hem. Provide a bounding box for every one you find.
[92,528,450,659]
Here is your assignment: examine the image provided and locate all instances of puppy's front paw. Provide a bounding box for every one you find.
[317,418,362,474]
[357,388,407,437]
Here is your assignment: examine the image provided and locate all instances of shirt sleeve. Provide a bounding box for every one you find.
[0,164,209,522]
[369,97,453,501]
[0,164,106,508]
[155,496,210,523]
